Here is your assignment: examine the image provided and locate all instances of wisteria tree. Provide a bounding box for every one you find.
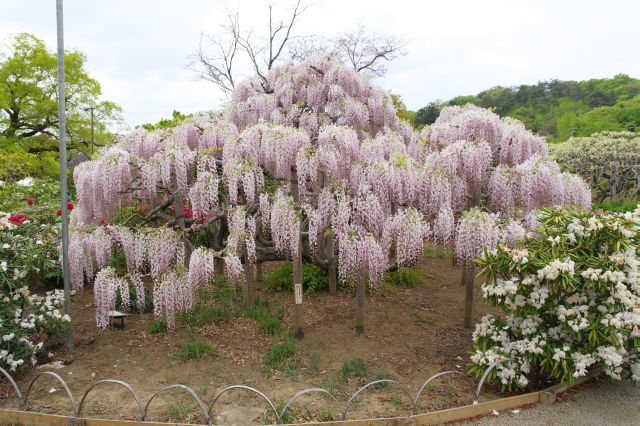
[69,56,591,336]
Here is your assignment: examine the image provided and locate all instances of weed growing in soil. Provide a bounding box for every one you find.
[258,316,282,336]
[178,340,214,361]
[315,375,344,397]
[264,400,294,425]
[319,406,334,421]
[147,319,167,334]
[340,357,368,382]
[306,352,320,374]
[391,391,402,407]
[368,369,394,388]
[263,339,299,376]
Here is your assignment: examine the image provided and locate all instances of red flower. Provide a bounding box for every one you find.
[26,199,34,205]
[8,214,26,224]
[56,209,62,216]
[183,207,194,219]
[67,202,74,210]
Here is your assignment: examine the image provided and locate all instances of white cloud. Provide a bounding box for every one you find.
[1,0,639,125]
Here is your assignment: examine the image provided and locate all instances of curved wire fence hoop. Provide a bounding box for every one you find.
[280,387,336,421]
[0,367,23,404]
[474,358,510,403]
[77,379,144,420]
[413,370,466,414]
[209,385,279,424]
[23,371,77,416]
[342,379,416,420]
[143,384,210,424]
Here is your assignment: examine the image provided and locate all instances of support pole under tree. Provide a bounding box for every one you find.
[462,187,481,326]
[291,167,304,339]
[463,262,475,328]
[244,255,255,308]
[326,230,337,295]
[56,0,73,357]
[355,274,365,335]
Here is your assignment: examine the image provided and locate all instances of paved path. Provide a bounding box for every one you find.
[459,378,639,426]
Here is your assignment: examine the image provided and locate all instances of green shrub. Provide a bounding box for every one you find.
[593,199,637,213]
[263,262,328,293]
[0,150,59,181]
[147,319,167,334]
[178,340,214,360]
[340,357,367,382]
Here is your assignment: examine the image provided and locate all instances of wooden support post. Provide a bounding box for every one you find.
[244,257,255,308]
[463,262,475,328]
[291,167,304,339]
[326,230,337,295]
[355,275,365,335]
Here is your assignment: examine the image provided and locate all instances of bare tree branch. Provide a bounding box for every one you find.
[333,24,407,77]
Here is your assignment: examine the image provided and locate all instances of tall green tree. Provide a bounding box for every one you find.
[0,33,122,156]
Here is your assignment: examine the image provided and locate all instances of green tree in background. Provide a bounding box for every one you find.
[139,110,193,130]
[414,74,640,141]
[0,33,122,159]
[391,94,414,124]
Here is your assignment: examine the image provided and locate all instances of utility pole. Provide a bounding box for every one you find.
[84,106,95,157]
[56,0,73,358]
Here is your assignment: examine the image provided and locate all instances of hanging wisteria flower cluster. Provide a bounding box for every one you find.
[68,55,592,329]
[469,206,640,391]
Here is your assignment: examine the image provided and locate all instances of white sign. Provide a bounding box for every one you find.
[294,283,303,305]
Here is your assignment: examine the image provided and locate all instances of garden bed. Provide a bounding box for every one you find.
[0,252,503,424]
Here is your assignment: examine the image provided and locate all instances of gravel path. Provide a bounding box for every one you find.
[458,378,639,426]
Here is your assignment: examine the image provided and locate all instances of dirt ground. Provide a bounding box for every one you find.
[0,249,503,424]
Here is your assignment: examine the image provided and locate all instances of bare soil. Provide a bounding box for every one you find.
[0,250,502,424]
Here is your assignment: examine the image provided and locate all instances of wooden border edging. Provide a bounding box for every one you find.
[0,370,603,426]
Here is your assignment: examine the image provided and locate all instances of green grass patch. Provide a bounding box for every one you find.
[179,305,236,326]
[424,245,454,260]
[147,319,167,334]
[257,316,282,336]
[384,268,421,288]
[178,339,214,361]
[263,262,328,293]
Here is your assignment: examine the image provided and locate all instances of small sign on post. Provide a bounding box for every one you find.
[294,283,302,305]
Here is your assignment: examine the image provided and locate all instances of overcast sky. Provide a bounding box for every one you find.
[2,0,639,127]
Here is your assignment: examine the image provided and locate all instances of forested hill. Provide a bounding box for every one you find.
[413,74,640,142]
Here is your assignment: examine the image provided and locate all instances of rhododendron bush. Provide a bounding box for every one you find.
[68,56,591,330]
[0,287,70,372]
[469,207,640,391]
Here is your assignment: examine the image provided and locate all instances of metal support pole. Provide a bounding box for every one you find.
[56,0,73,357]
[90,106,94,157]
